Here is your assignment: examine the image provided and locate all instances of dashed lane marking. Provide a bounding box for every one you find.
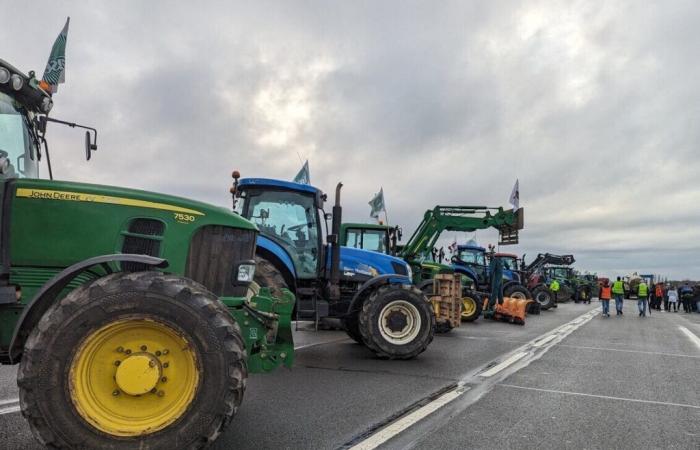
[0,399,19,416]
[348,386,468,450]
[479,352,528,377]
[532,334,558,348]
[499,384,700,410]
[678,326,700,351]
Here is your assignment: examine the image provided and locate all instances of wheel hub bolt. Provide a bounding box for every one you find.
[155,351,162,356]
[162,349,169,355]
[112,390,120,396]
[140,345,147,351]
[161,376,167,382]
[151,388,157,394]
[125,349,132,354]
[116,346,124,353]
[157,390,165,397]
[163,362,169,368]
[148,360,155,368]
[114,360,121,366]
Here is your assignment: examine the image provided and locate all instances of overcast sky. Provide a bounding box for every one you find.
[3,1,699,279]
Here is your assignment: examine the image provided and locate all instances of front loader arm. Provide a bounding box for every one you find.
[399,206,524,260]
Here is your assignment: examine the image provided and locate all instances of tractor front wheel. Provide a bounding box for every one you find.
[460,289,483,322]
[359,285,435,359]
[532,285,555,310]
[18,271,247,449]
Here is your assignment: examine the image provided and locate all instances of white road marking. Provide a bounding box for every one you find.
[532,334,558,348]
[0,398,19,407]
[348,386,468,450]
[558,343,700,359]
[0,404,20,415]
[678,326,700,351]
[499,384,700,410]
[479,351,528,377]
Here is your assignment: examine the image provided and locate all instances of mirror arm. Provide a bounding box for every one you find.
[41,116,98,150]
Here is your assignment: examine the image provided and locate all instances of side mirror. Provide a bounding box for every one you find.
[85,131,97,161]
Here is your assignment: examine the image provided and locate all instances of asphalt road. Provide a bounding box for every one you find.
[0,300,698,449]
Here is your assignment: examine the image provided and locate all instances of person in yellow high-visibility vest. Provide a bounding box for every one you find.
[549,279,560,306]
[612,276,625,316]
[637,280,649,317]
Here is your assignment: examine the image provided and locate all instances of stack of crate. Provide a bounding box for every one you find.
[431,273,462,329]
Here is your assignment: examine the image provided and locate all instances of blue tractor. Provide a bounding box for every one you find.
[450,243,533,304]
[231,176,435,359]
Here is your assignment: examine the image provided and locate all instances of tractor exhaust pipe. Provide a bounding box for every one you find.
[329,182,343,300]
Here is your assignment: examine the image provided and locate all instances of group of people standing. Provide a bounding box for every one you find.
[598,278,697,317]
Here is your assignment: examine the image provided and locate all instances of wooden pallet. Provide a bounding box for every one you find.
[431,274,462,328]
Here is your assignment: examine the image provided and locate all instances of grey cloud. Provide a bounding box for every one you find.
[3,0,699,279]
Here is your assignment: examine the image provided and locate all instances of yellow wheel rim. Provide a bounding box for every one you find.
[461,297,477,319]
[69,318,200,437]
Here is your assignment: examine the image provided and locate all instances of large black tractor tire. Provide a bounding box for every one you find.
[254,255,289,298]
[504,284,539,314]
[358,285,435,359]
[460,289,483,322]
[17,271,247,449]
[342,312,364,344]
[532,285,555,310]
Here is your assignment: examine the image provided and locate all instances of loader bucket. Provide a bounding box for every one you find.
[483,296,533,325]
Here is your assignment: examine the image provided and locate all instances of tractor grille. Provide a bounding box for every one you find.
[185,226,256,297]
[121,219,165,271]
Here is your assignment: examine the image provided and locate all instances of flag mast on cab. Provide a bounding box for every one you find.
[369,187,388,225]
[39,17,70,94]
[293,159,310,184]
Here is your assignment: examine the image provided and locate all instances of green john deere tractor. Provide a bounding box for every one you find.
[0,58,294,447]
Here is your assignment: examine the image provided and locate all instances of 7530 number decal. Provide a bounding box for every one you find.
[173,213,196,224]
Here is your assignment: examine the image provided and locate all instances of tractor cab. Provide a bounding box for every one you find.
[0,91,40,179]
[234,178,324,279]
[341,223,391,254]
[452,244,488,288]
[0,60,53,181]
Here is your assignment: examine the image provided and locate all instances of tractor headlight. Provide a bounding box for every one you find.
[235,261,256,284]
[41,96,53,113]
[10,74,23,91]
[406,264,413,281]
[0,68,10,84]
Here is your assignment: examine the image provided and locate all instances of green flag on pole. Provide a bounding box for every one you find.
[41,17,70,94]
[293,160,310,184]
[369,188,385,219]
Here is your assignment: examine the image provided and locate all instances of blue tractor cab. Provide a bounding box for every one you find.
[231,176,435,360]
[451,243,533,304]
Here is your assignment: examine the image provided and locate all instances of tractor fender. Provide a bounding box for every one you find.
[347,274,412,315]
[8,254,168,363]
[255,235,297,279]
[254,246,298,293]
[417,279,434,293]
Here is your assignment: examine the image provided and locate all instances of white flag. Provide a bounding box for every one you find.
[509,179,519,210]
